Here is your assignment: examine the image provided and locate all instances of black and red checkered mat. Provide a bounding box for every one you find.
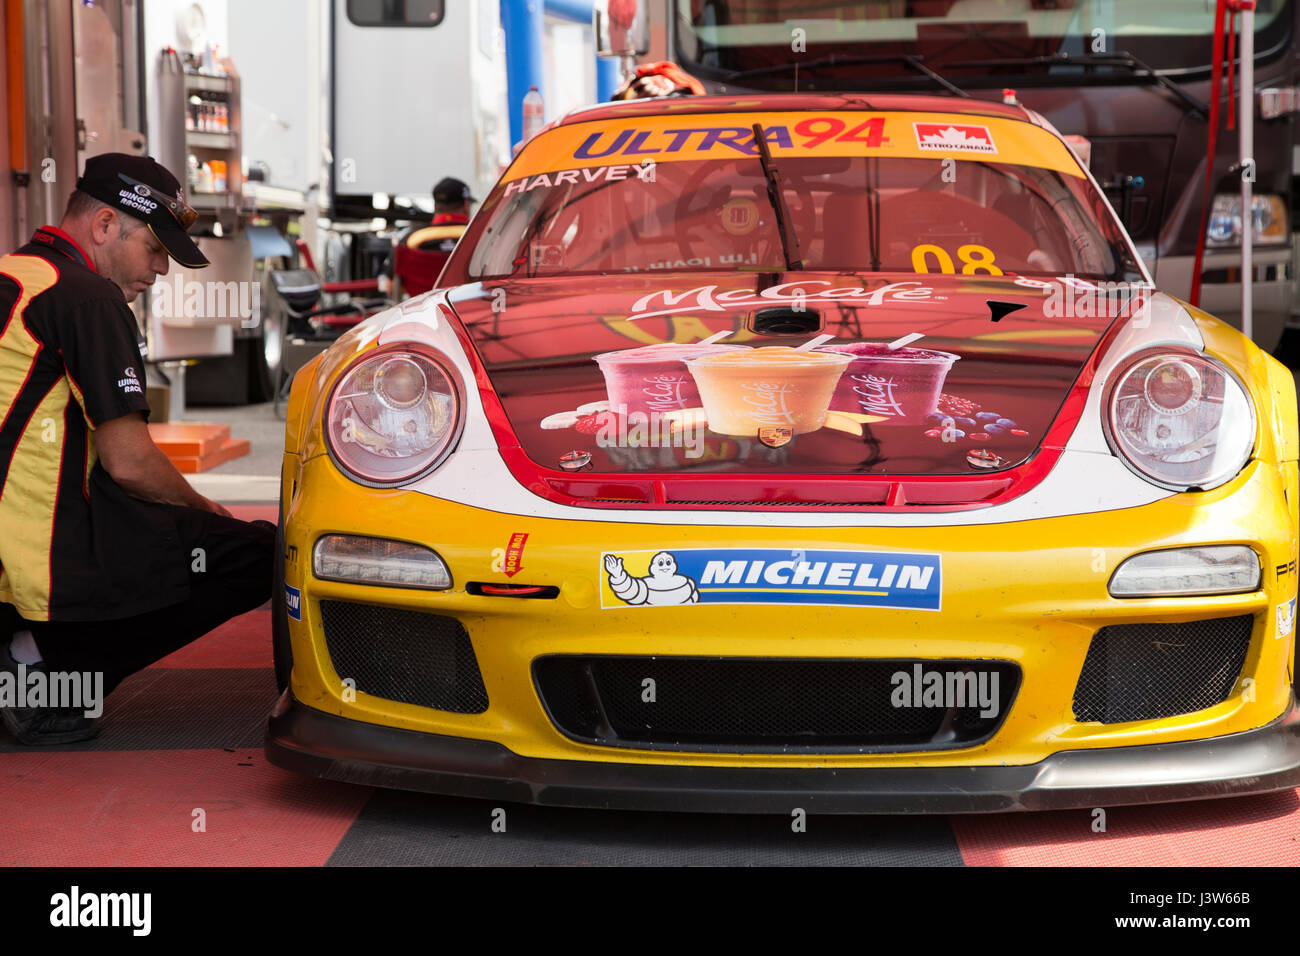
[3,505,1299,866]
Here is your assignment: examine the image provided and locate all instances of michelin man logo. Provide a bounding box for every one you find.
[603,551,699,606]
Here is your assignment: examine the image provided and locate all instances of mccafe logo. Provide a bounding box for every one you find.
[626,281,937,322]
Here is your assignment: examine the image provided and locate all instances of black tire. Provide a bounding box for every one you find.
[272,505,293,693]
[184,340,253,406]
[247,306,285,404]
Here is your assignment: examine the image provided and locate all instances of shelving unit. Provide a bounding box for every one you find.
[151,48,247,370]
[157,49,242,213]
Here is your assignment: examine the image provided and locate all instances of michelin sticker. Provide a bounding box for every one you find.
[600,548,941,610]
[285,583,302,621]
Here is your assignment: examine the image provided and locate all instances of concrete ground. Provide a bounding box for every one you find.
[180,401,284,503]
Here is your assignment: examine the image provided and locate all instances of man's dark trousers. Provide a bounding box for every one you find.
[5,505,275,696]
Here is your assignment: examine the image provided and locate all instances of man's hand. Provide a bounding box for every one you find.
[95,412,234,515]
[205,498,235,519]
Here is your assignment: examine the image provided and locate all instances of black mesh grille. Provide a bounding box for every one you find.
[320,600,488,714]
[534,656,1019,753]
[1072,616,1253,723]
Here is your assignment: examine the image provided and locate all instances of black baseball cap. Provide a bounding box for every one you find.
[432,177,476,205]
[75,153,209,268]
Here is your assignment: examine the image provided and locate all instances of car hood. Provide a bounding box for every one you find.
[444,271,1140,485]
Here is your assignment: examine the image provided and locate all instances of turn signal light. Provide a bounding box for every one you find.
[1109,546,1261,597]
[313,535,452,590]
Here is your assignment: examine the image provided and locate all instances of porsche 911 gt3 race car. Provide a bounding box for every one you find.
[266,94,1300,813]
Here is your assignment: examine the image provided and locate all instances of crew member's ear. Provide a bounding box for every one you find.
[87,205,119,247]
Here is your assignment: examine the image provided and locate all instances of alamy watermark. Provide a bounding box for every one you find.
[595,405,706,459]
[890,664,1000,718]
[1042,274,1153,319]
[0,663,103,718]
[150,276,262,328]
[50,886,150,936]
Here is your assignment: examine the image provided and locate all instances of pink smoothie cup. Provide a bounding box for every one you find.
[819,342,959,426]
[593,343,750,416]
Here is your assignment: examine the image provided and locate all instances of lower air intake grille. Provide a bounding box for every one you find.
[534,656,1019,753]
[320,600,488,713]
[1072,615,1253,723]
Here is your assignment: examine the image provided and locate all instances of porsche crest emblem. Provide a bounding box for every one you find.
[758,426,793,448]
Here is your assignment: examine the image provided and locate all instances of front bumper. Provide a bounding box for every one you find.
[267,690,1300,813]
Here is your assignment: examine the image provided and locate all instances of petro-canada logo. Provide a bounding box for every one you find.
[913,122,996,153]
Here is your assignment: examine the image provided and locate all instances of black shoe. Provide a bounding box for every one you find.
[0,642,101,745]
[1,704,101,745]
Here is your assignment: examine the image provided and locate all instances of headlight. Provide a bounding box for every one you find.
[1102,349,1255,491]
[1206,193,1288,246]
[325,344,464,486]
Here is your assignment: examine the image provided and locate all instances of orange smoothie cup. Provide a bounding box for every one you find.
[685,346,853,435]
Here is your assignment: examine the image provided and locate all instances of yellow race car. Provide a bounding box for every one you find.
[266,94,1300,812]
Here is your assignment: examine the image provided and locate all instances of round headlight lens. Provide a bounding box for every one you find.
[326,345,462,486]
[1143,359,1201,414]
[375,357,428,409]
[1103,350,1254,491]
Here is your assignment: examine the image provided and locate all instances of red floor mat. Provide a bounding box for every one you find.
[153,609,272,669]
[953,790,1300,866]
[230,504,278,523]
[0,749,370,866]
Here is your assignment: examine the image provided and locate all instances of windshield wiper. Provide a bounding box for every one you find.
[944,52,1207,118]
[725,54,970,98]
[752,122,803,271]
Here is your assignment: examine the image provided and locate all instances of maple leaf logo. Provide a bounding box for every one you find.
[913,123,997,153]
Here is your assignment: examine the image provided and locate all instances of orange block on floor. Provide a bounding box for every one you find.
[149,422,250,473]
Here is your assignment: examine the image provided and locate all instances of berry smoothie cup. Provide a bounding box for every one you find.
[593,343,750,416]
[819,342,959,426]
[684,346,853,435]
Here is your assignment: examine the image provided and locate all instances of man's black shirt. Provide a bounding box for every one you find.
[0,227,188,621]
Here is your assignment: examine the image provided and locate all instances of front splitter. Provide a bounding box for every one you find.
[266,692,1300,814]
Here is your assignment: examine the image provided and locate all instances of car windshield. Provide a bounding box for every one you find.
[675,0,1292,79]
[463,111,1139,282]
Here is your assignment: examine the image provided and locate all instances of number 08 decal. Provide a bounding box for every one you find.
[911,243,1002,275]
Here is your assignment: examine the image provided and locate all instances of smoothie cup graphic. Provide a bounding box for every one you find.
[593,343,749,416]
[819,342,959,426]
[684,346,853,435]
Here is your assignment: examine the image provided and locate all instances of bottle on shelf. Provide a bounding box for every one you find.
[522,86,544,142]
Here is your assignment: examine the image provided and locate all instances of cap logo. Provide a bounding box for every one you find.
[117,189,158,215]
[133,184,151,197]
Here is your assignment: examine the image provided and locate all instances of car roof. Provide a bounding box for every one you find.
[556,92,1033,128]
